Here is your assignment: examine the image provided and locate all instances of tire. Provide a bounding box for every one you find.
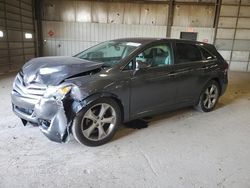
[72,98,121,146]
[195,80,220,112]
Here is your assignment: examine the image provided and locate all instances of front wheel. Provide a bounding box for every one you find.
[72,98,121,146]
[196,80,220,112]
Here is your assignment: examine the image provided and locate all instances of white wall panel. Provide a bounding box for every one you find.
[216,29,235,39]
[108,3,125,24]
[76,1,91,22]
[235,29,250,40]
[218,50,231,61]
[43,21,167,56]
[231,51,250,61]
[218,17,237,28]
[239,6,250,17]
[124,3,140,25]
[230,61,248,72]
[220,5,238,16]
[173,5,214,27]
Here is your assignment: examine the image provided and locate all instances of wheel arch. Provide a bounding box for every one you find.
[76,92,125,122]
[196,77,222,105]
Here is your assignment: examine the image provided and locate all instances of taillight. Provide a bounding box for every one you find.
[224,61,229,75]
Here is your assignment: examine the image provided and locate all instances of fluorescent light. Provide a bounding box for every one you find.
[0,31,3,37]
[25,33,32,39]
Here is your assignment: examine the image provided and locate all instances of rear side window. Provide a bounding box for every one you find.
[199,47,215,60]
[175,43,202,64]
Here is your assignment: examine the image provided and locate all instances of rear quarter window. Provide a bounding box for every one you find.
[199,47,215,60]
[175,43,202,64]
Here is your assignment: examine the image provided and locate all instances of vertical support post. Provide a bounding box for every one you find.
[20,0,25,68]
[3,1,11,71]
[166,0,174,37]
[228,0,241,67]
[34,0,43,57]
[213,0,222,44]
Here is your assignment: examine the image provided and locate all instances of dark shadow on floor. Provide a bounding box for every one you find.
[123,119,150,129]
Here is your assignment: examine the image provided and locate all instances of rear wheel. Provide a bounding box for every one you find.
[72,98,121,146]
[196,80,220,112]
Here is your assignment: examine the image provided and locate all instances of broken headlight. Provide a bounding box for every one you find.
[44,85,72,100]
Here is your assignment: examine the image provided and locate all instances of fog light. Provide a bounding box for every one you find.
[38,119,51,129]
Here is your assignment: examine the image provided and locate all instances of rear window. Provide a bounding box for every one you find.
[175,43,202,64]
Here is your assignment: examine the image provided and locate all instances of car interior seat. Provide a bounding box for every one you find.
[164,47,171,65]
[151,48,169,67]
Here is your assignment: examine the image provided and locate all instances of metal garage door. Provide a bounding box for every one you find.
[0,0,36,74]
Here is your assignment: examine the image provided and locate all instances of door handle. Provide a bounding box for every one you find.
[168,72,176,77]
[202,66,209,70]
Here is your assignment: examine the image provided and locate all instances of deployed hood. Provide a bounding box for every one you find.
[21,56,103,85]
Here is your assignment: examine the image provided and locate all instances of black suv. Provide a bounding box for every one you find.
[11,38,228,146]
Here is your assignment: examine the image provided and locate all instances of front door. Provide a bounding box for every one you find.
[129,43,177,118]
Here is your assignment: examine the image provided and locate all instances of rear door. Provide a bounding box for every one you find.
[172,42,207,104]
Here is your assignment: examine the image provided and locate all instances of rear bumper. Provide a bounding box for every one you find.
[12,92,70,143]
[220,75,228,96]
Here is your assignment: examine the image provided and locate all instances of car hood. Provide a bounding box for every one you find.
[21,56,103,85]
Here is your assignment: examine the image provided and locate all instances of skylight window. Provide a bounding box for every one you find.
[0,31,3,38]
[25,33,32,39]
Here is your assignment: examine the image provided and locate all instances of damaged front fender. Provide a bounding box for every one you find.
[13,81,117,143]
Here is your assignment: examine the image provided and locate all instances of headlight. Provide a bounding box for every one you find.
[57,86,72,95]
[44,85,72,99]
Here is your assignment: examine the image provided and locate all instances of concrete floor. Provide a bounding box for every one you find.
[0,72,249,188]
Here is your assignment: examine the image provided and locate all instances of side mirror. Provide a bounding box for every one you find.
[136,60,148,70]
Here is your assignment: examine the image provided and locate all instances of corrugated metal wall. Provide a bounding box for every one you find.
[43,21,167,56]
[42,1,169,56]
[42,0,215,57]
[215,0,250,72]
[1,0,249,73]
[0,0,36,74]
[171,4,215,43]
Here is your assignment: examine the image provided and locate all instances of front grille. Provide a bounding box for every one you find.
[13,72,47,101]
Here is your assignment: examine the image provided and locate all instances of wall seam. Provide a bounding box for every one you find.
[228,0,241,68]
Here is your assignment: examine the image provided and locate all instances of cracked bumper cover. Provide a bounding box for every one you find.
[35,98,69,143]
[12,94,83,143]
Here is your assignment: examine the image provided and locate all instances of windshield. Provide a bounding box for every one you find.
[75,41,141,66]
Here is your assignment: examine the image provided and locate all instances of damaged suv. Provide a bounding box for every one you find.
[11,38,228,146]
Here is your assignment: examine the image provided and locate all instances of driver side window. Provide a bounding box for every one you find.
[135,43,172,69]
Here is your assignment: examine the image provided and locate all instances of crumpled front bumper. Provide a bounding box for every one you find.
[36,98,69,142]
[12,93,71,143]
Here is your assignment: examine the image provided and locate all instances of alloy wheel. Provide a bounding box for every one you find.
[203,84,219,110]
[81,103,117,141]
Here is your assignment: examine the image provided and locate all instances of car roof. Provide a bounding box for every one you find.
[111,37,211,46]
